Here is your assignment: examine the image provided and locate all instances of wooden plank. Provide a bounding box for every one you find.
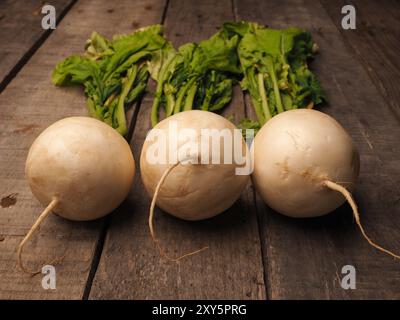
[235,0,400,299]
[0,0,76,91]
[0,0,168,299]
[89,0,266,299]
[320,0,400,121]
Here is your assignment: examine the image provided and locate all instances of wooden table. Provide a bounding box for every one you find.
[0,0,399,300]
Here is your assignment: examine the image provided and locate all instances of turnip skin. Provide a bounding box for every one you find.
[19,117,135,274]
[252,109,400,260]
[141,110,249,221]
[252,109,360,218]
[25,117,135,221]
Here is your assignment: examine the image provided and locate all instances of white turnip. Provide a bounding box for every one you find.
[19,116,135,273]
[252,109,399,259]
[140,110,249,260]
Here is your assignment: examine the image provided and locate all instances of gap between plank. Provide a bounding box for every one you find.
[82,214,111,300]
[252,188,271,300]
[161,0,171,25]
[231,0,269,300]
[81,0,171,300]
[318,0,400,123]
[318,0,400,199]
[0,0,78,94]
[82,95,143,300]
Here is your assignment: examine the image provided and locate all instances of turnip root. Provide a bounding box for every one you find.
[19,117,135,273]
[140,110,249,260]
[252,109,399,259]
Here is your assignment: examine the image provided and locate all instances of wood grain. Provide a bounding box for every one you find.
[235,0,400,299]
[89,0,266,300]
[0,0,76,91]
[1,0,399,300]
[320,0,400,121]
[0,0,167,299]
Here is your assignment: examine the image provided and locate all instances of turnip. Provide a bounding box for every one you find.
[140,110,249,260]
[252,109,399,259]
[19,117,135,273]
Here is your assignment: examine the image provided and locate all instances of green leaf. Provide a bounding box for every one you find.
[225,23,326,126]
[53,25,168,135]
[52,55,99,86]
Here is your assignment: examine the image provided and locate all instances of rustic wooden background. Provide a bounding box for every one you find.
[0,0,399,299]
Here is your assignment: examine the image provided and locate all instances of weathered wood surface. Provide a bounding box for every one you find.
[321,0,400,120]
[235,0,400,299]
[0,0,76,91]
[0,0,399,300]
[89,0,266,300]
[0,0,167,299]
